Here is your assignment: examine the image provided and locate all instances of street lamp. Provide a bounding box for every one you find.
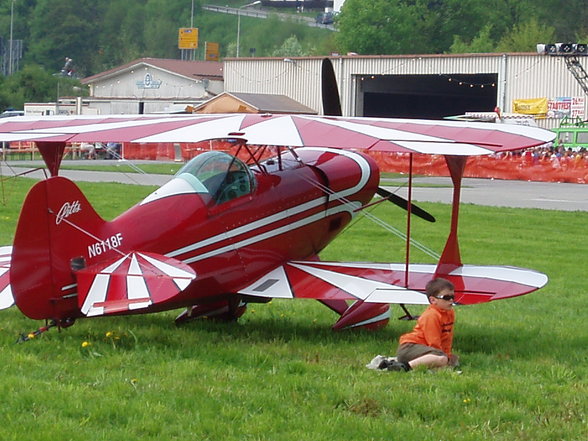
[236,0,261,58]
[8,0,15,75]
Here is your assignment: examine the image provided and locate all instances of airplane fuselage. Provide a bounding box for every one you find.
[10,147,379,322]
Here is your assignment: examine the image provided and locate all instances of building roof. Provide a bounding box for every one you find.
[81,58,223,84]
[193,92,316,114]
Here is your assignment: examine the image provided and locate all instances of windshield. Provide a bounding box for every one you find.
[176,151,255,203]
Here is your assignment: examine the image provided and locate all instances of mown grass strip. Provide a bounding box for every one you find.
[0,176,585,441]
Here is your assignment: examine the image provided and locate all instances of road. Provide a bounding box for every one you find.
[0,160,171,187]
[383,176,588,212]
[202,4,335,31]
[2,161,587,211]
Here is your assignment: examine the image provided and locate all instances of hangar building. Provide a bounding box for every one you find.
[42,52,587,132]
[223,53,588,129]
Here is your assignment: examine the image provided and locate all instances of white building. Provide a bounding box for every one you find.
[80,58,224,114]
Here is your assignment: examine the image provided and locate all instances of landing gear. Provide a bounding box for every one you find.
[175,299,248,325]
[398,304,419,321]
[16,318,76,343]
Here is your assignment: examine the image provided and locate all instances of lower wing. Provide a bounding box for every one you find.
[237,260,548,305]
[0,246,13,310]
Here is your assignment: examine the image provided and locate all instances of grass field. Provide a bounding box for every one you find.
[0,176,586,440]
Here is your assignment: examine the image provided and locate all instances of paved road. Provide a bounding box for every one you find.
[202,4,335,31]
[1,160,171,187]
[383,177,588,212]
[2,161,587,211]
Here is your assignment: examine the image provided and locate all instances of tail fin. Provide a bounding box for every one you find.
[11,176,106,321]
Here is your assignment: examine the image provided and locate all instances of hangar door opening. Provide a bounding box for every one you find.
[358,74,498,119]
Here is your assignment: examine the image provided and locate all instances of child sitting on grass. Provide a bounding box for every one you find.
[383,277,459,372]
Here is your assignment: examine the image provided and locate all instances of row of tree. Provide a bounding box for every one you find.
[0,0,333,78]
[0,0,586,110]
[336,0,587,55]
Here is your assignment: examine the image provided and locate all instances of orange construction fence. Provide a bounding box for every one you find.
[120,143,587,184]
[368,152,588,184]
[6,141,587,184]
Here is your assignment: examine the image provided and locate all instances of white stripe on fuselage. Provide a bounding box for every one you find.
[166,148,372,262]
[183,203,360,264]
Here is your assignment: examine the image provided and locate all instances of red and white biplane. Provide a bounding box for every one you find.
[0,66,554,337]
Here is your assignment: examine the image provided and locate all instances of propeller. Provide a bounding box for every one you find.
[376,187,436,223]
[321,58,342,117]
[320,58,434,223]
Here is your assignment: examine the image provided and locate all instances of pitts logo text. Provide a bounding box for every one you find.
[56,201,82,225]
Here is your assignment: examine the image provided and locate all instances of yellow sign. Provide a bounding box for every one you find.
[178,28,198,49]
[512,97,548,115]
[205,42,220,61]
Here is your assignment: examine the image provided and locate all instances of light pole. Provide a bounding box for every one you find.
[8,0,15,75]
[236,0,261,58]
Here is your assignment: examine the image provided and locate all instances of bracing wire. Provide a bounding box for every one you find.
[299,173,440,260]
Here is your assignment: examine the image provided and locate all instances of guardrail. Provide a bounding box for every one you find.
[202,4,335,30]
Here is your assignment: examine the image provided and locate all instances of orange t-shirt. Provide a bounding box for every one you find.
[398,304,455,355]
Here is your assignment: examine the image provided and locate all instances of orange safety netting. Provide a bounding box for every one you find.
[121,144,588,184]
[7,141,587,184]
[368,152,588,184]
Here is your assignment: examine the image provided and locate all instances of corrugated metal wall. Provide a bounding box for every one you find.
[224,58,324,113]
[225,54,588,129]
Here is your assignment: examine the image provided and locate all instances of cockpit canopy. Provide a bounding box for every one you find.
[176,151,255,203]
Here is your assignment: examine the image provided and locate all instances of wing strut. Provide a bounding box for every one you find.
[36,141,66,177]
[435,155,467,276]
[404,153,414,287]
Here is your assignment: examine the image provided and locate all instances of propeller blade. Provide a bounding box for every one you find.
[376,187,436,223]
[321,58,342,116]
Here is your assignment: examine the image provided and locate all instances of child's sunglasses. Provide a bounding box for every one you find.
[435,294,455,301]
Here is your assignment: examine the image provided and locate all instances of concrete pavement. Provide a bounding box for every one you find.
[383,176,588,212]
[2,160,587,211]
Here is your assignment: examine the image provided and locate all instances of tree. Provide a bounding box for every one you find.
[0,65,64,110]
[533,0,588,42]
[495,18,556,52]
[448,25,497,54]
[25,0,105,76]
[411,0,502,54]
[143,0,193,58]
[272,35,305,57]
[95,0,147,71]
[336,0,421,55]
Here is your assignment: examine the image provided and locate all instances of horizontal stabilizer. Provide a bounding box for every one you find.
[0,246,14,310]
[238,260,548,305]
[76,251,196,317]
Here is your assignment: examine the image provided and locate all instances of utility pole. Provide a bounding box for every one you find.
[8,0,15,75]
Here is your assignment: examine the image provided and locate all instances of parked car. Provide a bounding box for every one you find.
[315,11,335,24]
[0,110,24,118]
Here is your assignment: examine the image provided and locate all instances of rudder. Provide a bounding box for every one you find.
[11,176,106,321]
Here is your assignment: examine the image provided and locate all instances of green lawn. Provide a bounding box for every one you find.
[0,176,586,441]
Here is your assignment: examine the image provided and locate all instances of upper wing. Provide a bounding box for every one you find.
[76,251,196,317]
[0,114,554,156]
[237,260,548,305]
[0,246,14,310]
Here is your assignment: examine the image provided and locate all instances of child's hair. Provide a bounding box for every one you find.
[425,278,455,297]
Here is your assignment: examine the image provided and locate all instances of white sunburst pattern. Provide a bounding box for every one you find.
[0,113,555,153]
[79,251,196,317]
[0,246,13,310]
[238,261,548,306]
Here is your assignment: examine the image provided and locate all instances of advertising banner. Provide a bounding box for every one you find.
[512,97,548,115]
[547,96,585,119]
